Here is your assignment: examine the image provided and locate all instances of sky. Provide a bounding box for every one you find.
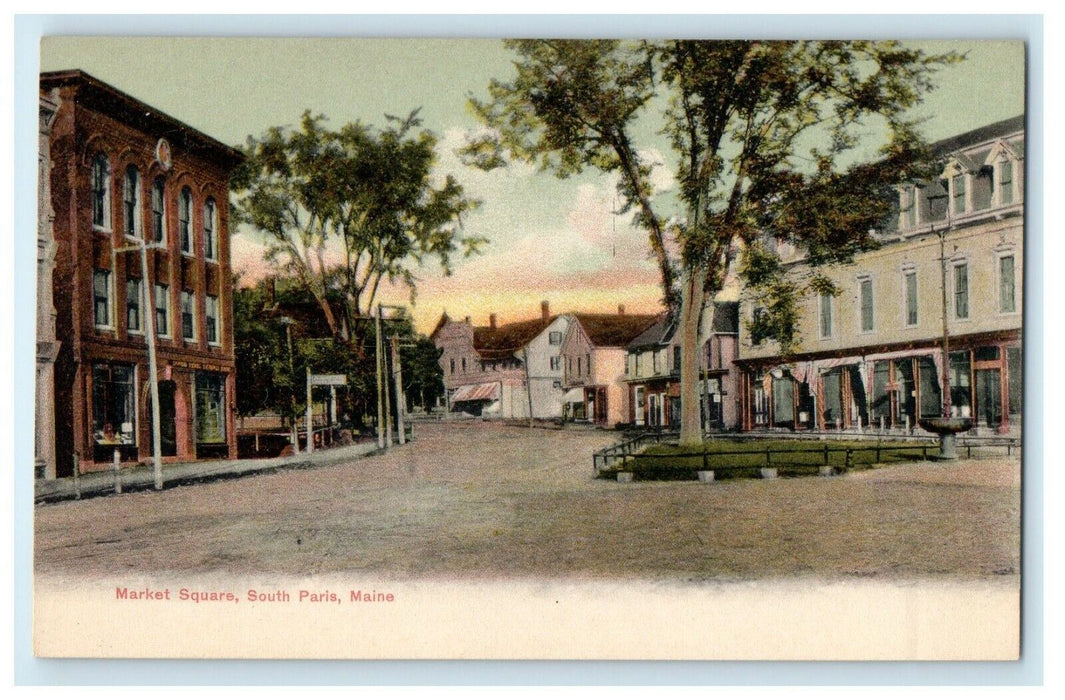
[40,37,1026,334]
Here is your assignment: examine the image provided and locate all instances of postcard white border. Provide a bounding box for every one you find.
[10,11,1046,686]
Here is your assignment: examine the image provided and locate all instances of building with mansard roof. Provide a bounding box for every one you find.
[735,116,1024,435]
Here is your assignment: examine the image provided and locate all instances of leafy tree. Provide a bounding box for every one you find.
[232,279,290,420]
[401,336,446,411]
[468,40,959,444]
[232,111,485,341]
[234,275,443,431]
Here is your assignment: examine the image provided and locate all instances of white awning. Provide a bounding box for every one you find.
[562,387,585,404]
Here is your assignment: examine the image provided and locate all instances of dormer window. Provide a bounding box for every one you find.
[998,160,1014,206]
[984,139,1021,209]
[899,186,916,230]
[951,173,967,216]
[926,180,949,222]
[972,166,993,211]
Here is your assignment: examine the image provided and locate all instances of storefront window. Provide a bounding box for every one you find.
[918,356,942,418]
[871,361,891,425]
[1008,347,1022,417]
[772,375,794,427]
[92,364,136,446]
[195,373,227,445]
[847,365,869,428]
[949,351,972,418]
[894,358,915,427]
[822,369,843,429]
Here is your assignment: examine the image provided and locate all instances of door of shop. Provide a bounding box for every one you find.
[158,380,178,457]
[975,368,1002,429]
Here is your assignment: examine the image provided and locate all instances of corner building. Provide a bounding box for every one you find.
[42,71,243,476]
[736,116,1024,435]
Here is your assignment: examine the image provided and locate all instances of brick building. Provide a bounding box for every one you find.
[41,70,244,476]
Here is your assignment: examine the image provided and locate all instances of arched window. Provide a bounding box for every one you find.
[179,187,192,254]
[203,198,217,260]
[91,153,111,229]
[123,165,141,238]
[151,177,166,243]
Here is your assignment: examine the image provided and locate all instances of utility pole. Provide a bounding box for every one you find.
[391,336,405,445]
[305,366,314,454]
[938,227,953,418]
[114,236,163,490]
[376,303,385,449]
[280,316,297,454]
[383,334,393,448]
[522,346,534,427]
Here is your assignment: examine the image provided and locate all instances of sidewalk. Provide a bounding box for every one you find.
[35,437,408,503]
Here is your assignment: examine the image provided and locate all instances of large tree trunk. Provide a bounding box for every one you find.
[678,267,708,446]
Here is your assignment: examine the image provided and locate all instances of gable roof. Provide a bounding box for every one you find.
[428,312,451,341]
[570,313,660,348]
[625,303,739,351]
[626,313,674,351]
[472,316,558,360]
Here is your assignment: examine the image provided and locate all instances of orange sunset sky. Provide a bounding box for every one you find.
[41,37,1025,334]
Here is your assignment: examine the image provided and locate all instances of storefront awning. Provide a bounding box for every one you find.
[562,387,585,404]
[451,382,501,403]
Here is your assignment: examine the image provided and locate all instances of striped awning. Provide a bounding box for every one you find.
[451,382,501,403]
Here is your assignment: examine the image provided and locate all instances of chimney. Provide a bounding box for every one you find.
[541,300,550,322]
[489,313,497,329]
[618,304,625,316]
[464,315,471,325]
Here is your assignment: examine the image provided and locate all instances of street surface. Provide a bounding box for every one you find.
[35,421,1020,582]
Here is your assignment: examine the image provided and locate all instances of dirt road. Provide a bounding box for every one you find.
[34,421,1020,581]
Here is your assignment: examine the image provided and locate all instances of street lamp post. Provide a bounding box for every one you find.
[919,195,972,459]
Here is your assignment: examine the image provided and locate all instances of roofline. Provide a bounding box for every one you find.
[929,114,1025,157]
[565,312,662,349]
[40,69,244,168]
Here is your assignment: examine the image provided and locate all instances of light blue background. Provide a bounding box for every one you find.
[13,13,1044,686]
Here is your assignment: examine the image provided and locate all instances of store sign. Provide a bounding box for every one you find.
[308,374,347,386]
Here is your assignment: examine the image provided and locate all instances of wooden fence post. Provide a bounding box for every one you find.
[112,448,122,495]
[72,452,81,500]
